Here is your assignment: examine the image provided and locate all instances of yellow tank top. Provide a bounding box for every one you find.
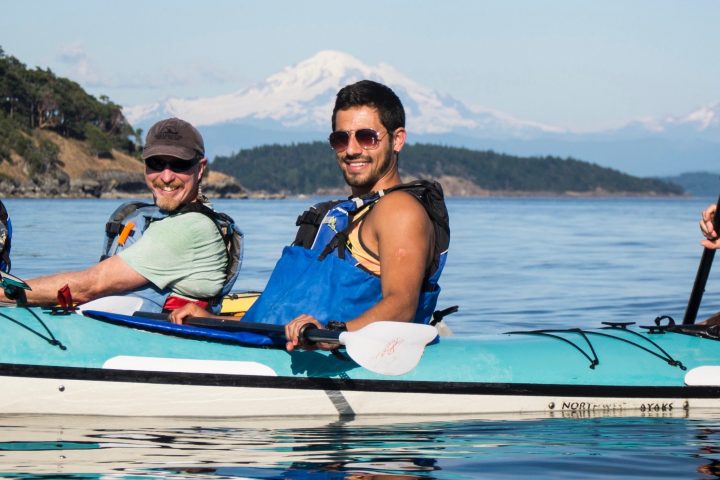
[347,207,381,276]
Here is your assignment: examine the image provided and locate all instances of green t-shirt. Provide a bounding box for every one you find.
[118,212,227,298]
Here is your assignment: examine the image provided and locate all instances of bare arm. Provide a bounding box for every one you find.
[0,256,148,305]
[346,192,433,329]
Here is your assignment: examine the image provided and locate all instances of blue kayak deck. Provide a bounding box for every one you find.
[1,306,719,386]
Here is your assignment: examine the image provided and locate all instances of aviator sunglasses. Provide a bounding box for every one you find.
[144,156,199,173]
[328,128,390,153]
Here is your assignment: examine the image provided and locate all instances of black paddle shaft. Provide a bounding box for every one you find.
[188,316,342,343]
[683,194,720,325]
[146,314,343,344]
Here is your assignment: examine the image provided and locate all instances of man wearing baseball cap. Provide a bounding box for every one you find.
[0,118,242,313]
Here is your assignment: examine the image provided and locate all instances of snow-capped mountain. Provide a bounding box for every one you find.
[124,50,562,137]
[622,102,720,140]
[124,51,719,177]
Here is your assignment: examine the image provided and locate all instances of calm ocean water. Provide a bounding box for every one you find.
[2,195,720,478]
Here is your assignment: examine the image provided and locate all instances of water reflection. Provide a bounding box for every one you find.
[1,412,719,479]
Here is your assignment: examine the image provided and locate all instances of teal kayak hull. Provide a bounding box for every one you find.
[1,305,719,417]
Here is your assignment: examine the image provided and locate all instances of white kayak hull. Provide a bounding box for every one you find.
[1,306,720,417]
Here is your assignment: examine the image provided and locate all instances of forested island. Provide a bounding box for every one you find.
[213,142,683,197]
[0,46,686,198]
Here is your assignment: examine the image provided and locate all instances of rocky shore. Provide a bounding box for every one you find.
[0,131,257,199]
[0,170,250,199]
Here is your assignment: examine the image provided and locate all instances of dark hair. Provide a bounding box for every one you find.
[332,80,405,132]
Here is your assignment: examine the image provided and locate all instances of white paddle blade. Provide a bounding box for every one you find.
[77,296,144,316]
[340,321,438,376]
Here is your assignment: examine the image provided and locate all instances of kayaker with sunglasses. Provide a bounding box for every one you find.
[170,80,450,352]
[1,118,242,313]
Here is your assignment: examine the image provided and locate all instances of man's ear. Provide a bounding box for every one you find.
[197,158,208,179]
[392,128,407,153]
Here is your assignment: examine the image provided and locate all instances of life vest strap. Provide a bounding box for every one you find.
[318,201,375,261]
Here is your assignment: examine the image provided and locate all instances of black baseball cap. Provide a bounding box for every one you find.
[142,117,205,160]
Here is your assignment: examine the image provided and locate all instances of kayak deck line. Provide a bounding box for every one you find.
[0,309,66,350]
[508,323,690,371]
[508,328,600,369]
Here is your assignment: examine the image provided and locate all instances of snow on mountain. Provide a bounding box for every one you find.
[683,103,720,131]
[124,50,720,142]
[123,50,560,137]
[621,102,720,140]
[123,51,719,176]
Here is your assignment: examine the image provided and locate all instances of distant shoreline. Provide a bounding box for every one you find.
[0,191,692,200]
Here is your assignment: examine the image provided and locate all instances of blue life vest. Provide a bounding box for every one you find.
[0,200,11,273]
[243,180,450,328]
[100,201,243,313]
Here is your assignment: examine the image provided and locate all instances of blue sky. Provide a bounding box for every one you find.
[2,0,718,131]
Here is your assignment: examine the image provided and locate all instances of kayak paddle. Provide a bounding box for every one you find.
[0,270,30,305]
[137,313,438,376]
[683,193,720,325]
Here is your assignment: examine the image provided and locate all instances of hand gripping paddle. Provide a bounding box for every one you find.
[172,316,439,376]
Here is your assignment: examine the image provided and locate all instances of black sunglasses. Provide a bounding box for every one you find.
[144,157,199,173]
[328,128,389,153]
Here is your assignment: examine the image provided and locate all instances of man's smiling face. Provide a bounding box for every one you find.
[333,106,402,195]
[144,155,206,211]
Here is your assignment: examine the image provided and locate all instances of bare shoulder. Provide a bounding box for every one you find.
[370,190,431,231]
[361,190,433,267]
[375,190,427,217]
